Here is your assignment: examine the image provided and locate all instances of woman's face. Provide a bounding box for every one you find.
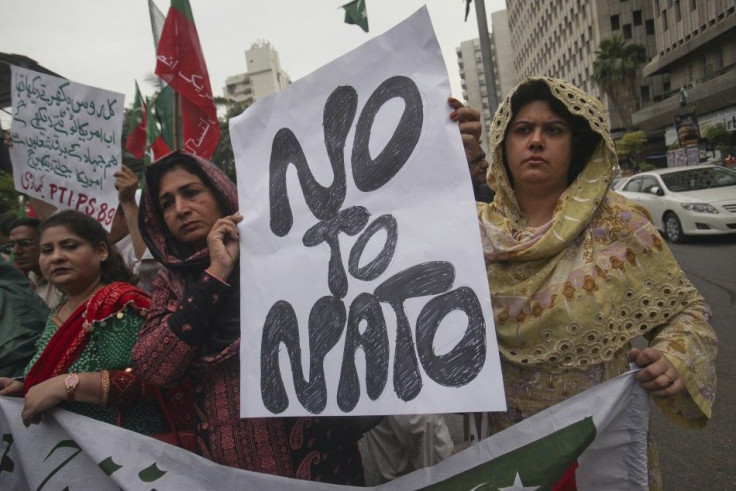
[38,226,107,294]
[504,100,572,194]
[158,167,223,246]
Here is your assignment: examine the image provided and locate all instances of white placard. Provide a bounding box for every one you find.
[9,67,124,229]
[231,7,504,418]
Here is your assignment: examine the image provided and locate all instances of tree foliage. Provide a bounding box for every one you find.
[615,130,648,170]
[615,130,647,158]
[703,123,735,155]
[592,37,646,131]
[210,101,251,182]
[0,171,21,215]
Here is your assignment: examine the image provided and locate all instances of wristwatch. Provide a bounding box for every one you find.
[64,373,80,400]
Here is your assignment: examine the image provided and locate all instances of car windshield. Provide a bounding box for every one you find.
[661,167,736,192]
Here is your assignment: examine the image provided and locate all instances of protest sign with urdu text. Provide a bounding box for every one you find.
[9,67,124,229]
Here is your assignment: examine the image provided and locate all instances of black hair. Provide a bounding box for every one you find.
[0,213,19,235]
[146,154,228,221]
[9,217,41,233]
[502,80,602,188]
[39,210,135,284]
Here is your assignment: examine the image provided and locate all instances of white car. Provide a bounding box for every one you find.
[616,165,736,243]
[610,176,626,190]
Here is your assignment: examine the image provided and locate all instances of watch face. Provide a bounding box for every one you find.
[65,373,79,391]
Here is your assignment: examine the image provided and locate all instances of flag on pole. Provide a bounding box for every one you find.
[155,0,219,158]
[153,85,177,151]
[148,0,166,48]
[148,0,168,95]
[144,92,172,166]
[124,81,147,159]
[342,0,369,32]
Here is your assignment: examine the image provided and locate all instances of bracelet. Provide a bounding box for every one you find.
[100,370,110,407]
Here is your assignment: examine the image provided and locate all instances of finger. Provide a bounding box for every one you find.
[454,106,481,124]
[448,97,464,110]
[634,360,669,384]
[217,216,241,230]
[221,225,240,243]
[638,371,672,389]
[630,347,661,368]
[459,121,482,139]
[627,348,642,363]
[649,377,682,398]
[461,133,477,146]
[211,220,239,242]
[21,406,33,426]
[223,212,244,224]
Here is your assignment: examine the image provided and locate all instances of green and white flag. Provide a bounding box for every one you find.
[342,0,368,32]
[0,371,648,490]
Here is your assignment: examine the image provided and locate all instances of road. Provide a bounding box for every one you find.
[651,234,736,489]
[359,233,736,488]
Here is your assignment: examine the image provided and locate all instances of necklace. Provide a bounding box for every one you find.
[54,297,87,325]
[54,282,104,324]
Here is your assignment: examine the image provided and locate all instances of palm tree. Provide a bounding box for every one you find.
[592,37,646,131]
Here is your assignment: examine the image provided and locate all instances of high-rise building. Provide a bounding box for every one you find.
[456,10,517,151]
[633,2,736,149]
[224,41,291,107]
[506,0,664,134]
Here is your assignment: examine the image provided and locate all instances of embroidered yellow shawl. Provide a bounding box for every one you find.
[478,77,716,426]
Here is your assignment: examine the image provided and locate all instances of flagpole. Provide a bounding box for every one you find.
[174,92,181,150]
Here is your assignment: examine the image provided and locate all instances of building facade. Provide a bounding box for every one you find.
[505,0,665,134]
[223,42,291,107]
[456,10,517,151]
[633,1,736,150]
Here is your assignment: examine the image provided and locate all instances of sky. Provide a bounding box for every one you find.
[1,0,506,120]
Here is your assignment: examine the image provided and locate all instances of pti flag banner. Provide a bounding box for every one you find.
[0,371,648,490]
[155,0,219,158]
[124,81,147,159]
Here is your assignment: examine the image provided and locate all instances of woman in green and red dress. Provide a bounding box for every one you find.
[0,210,166,434]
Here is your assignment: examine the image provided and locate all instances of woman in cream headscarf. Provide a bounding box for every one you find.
[471,77,716,486]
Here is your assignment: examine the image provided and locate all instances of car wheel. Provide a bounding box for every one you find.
[664,212,685,243]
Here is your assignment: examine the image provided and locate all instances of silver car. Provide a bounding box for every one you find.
[616,165,736,242]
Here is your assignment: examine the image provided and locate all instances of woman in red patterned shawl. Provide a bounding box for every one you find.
[0,211,166,434]
[132,150,368,484]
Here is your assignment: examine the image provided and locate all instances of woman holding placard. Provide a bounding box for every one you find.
[131,150,369,484]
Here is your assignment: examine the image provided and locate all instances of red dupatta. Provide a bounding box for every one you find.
[23,282,150,396]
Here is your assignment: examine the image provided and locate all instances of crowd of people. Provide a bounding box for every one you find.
[0,78,718,488]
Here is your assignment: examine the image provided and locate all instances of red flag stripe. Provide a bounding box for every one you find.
[155,1,219,158]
